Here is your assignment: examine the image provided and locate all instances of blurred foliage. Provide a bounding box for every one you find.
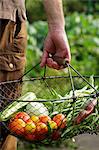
[25,0,99,23]
[26,13,99,78]
[25,0,45,22]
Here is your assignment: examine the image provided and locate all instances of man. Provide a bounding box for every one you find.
[0,0,71,150]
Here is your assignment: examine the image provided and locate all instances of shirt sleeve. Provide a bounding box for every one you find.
[0,0,27,22]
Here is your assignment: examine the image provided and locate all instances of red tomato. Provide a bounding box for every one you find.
[14,112,30,122]
[35,134,46,141]
[24,133,36,141]
[8,118,25,135]
[24,119,36,134]
[36,122,48,135]
[51,130,61,141]
[53,114,67,129]
[39,115,51,124]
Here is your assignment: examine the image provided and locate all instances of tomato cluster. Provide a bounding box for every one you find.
[8,112,67,141]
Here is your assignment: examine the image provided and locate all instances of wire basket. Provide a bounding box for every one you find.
[0,62,99,144]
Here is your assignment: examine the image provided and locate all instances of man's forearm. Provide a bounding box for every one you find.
[43,0,65,31]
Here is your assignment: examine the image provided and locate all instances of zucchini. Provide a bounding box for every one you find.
[0,92,36,121]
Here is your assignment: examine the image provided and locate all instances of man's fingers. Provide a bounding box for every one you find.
[40,49,71,69]
[47,58,60,70]
[46,58,53,68]
[40,51,48,67]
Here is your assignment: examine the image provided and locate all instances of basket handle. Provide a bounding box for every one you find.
[50,55,68,67]
[50,55,98,94]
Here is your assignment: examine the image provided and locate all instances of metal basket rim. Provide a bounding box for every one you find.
[0,75,99,85]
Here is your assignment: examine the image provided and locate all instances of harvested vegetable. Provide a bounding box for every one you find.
[51,130,61,140]
[24,133,36,141]
[8,118,26,135]
[26,102,49,116]
[31,115,39,123]
[48,120,58,130]
[0,92,36,121]
[39,115,51,124]
[74,98,97,124]
[24,119,36,134]
[53,114,67,129]
[13,112,30,122]
[36,122,48,135]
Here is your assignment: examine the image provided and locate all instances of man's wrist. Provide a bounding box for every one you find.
[48,22,65,32]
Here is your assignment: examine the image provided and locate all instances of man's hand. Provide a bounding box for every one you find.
[41,0,71,69]
[40,28,71,69]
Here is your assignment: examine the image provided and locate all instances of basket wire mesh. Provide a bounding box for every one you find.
[0,62,99,143]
